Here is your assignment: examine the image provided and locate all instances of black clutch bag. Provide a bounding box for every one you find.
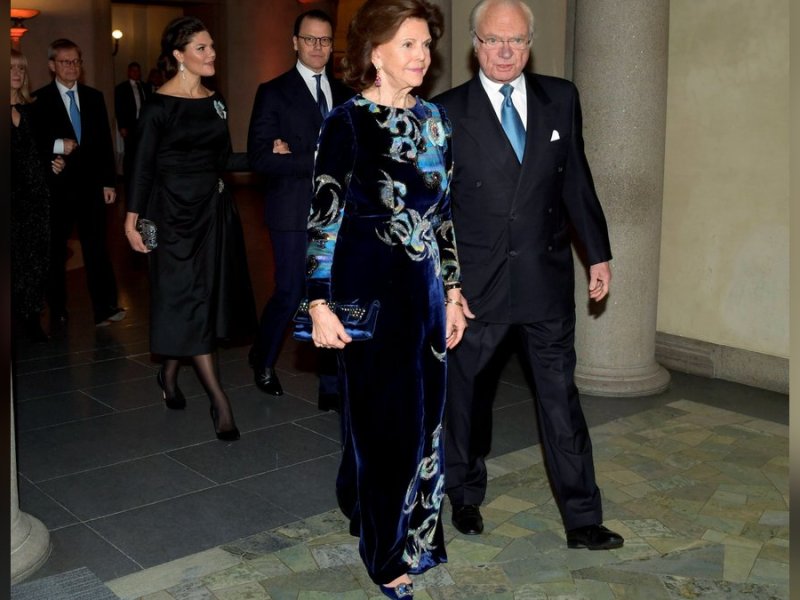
[136,218,158,250]
[292,299,380,342]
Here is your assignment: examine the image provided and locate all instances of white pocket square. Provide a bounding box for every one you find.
[550,130,560,142]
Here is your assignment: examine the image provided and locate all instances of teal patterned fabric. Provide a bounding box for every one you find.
[306,95,459,585]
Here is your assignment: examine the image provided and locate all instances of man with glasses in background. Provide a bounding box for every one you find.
[247,10,352,408]
[34,38,125,329]
[434,0,623,551]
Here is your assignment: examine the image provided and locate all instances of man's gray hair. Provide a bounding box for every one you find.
[469,0,535,47]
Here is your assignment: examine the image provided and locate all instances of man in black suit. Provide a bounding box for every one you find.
[434,0,623,550]
[34,38,125,327]
[247,10,353,405]
[114,61,149,181]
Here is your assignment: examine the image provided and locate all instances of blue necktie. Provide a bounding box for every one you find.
[66,89,82,143]
[314,74,329,118]
[500,84,525,162]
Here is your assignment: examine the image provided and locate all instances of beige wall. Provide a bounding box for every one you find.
[110,4,183,85]
[658,0,790,358]
[12,0,114,100]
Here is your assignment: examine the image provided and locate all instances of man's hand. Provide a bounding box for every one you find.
[588,261,611,301]
[62,138,78,155]
[272,138,291,154]
[103,187,117,204]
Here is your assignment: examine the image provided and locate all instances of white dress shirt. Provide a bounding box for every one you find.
[478,71,528,130]
[296,60,332,110]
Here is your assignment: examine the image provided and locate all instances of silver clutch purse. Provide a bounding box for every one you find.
[136,218,158,250]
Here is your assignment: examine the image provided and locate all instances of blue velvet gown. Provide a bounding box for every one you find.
[306,95,460,585]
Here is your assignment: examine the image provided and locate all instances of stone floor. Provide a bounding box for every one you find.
[11,185,791,599]
[105,399,789,600]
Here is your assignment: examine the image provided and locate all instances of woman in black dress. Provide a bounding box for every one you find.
[10,49,64,342]
[124,17,255,441]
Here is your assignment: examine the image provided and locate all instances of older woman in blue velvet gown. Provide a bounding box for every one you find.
[303,1,466,598]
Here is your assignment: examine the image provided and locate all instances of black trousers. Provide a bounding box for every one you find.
[46,187,119,323]
[445,314,603,530]
[252,228,337,394]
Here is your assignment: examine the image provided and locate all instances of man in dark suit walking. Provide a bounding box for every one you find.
[34,38,125,327]
[114,61,149,181]
[434,0,623,550]
[247,9,352,406]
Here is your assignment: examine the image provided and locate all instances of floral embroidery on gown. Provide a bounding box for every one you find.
[306,95,460,584]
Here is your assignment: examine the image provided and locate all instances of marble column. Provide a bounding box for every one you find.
[571,0,671,396]
[10,382,51,583]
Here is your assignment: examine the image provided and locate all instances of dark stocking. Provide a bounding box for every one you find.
[192,353,237,433]
[161,358,180,396]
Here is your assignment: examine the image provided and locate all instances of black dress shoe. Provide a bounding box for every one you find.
[566,524,624,550]
[254,367,283,395]
[451,504,484,535]
[209,406,240,441]
[317,392,341,412]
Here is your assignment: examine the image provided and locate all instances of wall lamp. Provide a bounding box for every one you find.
[112,29,123,56]
[10,8,40,49]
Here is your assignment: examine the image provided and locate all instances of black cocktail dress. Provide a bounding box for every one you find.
[127,93,255,356]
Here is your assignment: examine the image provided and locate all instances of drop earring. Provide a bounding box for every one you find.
[179,62,186,80]
[374,66,382,88]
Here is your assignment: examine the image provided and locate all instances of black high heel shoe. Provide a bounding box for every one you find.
[379,582,413,599]
[210,406,240,441]
[157,369,186,410]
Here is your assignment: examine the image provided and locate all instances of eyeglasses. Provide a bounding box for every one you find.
[473,32,530,51]
[54,59,83,67]
[296,34,333,48]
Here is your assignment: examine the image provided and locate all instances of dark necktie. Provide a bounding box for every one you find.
[134,82,143,118]
[66,89,82,143]
[500,84,525,162]
[314,74,329,118]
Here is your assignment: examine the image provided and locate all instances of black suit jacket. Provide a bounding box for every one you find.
[114,79,149,132]
[33,81,116,195]
[248,67,353,231]
[433,73,611,324]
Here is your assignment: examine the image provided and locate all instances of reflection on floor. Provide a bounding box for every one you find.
[11,185,789,599]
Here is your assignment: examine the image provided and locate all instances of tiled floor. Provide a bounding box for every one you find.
[11,185,790,598]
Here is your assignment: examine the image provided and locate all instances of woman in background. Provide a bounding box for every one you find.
[125,17,255,441]
[10,49,64,342]
[305,1,464,597]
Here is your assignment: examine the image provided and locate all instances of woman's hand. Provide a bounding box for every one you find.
[124,213,150,253]
[51,156,65,174]
[445,290,469,350]
[310,303,352,349]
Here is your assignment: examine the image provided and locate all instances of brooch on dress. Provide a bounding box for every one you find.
[213,99,227,120]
